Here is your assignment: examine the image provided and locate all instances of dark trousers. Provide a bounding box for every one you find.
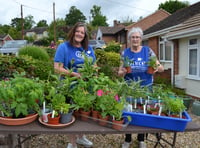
[125,133,145,142]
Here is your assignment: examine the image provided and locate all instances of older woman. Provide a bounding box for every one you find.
[54,22,95,148]
[118,27,164,148]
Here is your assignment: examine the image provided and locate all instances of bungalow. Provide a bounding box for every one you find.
[143,2,200,99]
[0,34,13,48]
[24,27,48,40]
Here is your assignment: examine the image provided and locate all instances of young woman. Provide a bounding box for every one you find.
[54,22,96,148]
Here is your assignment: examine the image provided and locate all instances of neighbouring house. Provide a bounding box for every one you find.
[126,9,170,47]
[96,9,170,50]
[0,34,13,48]
[96,22,127,49]
[143,2,200,99]
[24,27,48,40]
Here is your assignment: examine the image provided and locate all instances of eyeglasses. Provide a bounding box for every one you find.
[131,36,141,39]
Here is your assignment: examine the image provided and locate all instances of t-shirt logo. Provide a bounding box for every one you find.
[75,51,84,58]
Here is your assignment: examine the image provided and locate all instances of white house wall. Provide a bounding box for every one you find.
[177,38,200,98]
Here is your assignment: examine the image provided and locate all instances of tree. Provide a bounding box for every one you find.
[48,18,67,42]
[120,16,134,26]
[8,27,21,39]
[0,24,11,34]
[65,6,86,26]
[90,5,108,27]
[158,0,189,14]
[11,15,35,31]
[24,15,35,30]
[37,20,48,27]
[11,17,22,31]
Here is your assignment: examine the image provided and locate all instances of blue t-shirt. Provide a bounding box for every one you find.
[54,41,96,72]
[122,46,155,86]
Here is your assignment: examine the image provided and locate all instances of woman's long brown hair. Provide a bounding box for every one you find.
[68,22,89,50]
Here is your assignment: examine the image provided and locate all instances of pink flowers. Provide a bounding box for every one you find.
[97,89,119,101]
[97,89,104,96]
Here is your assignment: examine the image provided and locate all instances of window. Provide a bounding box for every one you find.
[188,38,199,79]
[159,38,172,62]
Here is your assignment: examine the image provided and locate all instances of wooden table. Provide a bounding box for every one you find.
[0,117,200,148]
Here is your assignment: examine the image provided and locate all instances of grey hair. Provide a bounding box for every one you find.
[128,27,143,41]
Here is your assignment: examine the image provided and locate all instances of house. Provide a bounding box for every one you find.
[96,9,170,50]
[126,9,170,34]
[24,27,48,40]
[96,21,127,49]
[143,2,200,99]
[0,34,13,48]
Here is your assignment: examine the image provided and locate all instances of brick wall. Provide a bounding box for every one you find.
[173,39,179,75]
[148,37,159,56]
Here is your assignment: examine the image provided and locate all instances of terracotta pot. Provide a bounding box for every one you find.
[47,113,60,124]
[91,110,100,121]
[125,67,132,74]
[79,110,91,121]
[98,114,109,126]
[147,66,155,74]
[112,119,124,130]
[73,110,80,118]
[0,113,38,125]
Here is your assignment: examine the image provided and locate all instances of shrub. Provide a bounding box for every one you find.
[0,55,53,80]
[95,49,120,80]
[95,49,120,67]
[18,46,50,61]
[44,47,56,59]
[104,41,121,53]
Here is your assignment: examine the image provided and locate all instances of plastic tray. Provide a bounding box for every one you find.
[122,111,192,131]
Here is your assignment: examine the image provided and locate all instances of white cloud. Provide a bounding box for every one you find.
[0,0,199,26]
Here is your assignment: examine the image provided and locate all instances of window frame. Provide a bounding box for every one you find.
[188,38,200,80]
[159,38,172,62]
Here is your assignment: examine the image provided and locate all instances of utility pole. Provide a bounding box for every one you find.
[21,4,24,40]
[53,2,56,43]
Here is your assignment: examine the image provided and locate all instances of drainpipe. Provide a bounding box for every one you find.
[171,42,174,86]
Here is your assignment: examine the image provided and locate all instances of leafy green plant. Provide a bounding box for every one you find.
[163,97,186,115]
[110,97,126,121]
[0,72,44,117]
[104,41,121,53]
[77,54,99,80]
[147,56,157,69]
[122,56,132,67]
[19,46,50,61]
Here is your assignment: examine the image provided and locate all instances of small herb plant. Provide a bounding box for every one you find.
[122,56,132,67]
[147,56,157,69]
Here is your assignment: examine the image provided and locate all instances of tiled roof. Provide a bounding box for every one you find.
[24,27,48,34]
[99,26,124,35]
[144,2,200,35]
[0,34,7,39]
[126,9,170,31]
[165,12,200,38]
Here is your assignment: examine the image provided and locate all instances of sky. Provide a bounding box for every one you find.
[0,0,199,26]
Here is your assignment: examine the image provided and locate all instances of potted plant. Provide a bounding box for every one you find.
[0,73,44,118]
[163,97,186,118]
[0,73,44,125]
[59,103,73,124]
[147,56,158,74]
[122,56,132,74]
[47,110,60,124]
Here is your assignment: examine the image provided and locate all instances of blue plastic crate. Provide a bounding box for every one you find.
[122,111,192,131]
